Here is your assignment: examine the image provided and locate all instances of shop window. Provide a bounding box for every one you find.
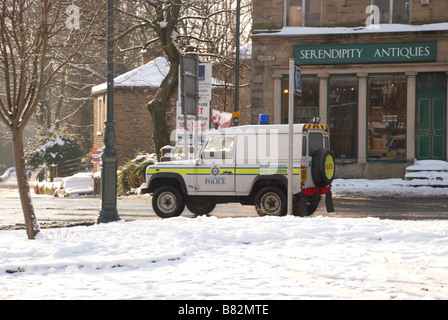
[282,75,319,124]
[328,76,358,160]
[367,74,406,161]
[371,0,410,24]
[286,0,321,27]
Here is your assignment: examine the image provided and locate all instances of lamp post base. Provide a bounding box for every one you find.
[97,209,120,224]
[97,138,120,224]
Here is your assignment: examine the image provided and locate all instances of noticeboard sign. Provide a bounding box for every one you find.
[176,100,210,146]
[92,148,102,163]
[294,41,437,65]
[198,63,212,101]
[295,64,301,95]
[180,55,199,115]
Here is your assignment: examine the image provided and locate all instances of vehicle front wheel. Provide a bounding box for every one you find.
[255,186,287,217]
[152,186,185,218]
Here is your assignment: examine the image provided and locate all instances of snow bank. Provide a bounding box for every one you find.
[332,178,448,197]
[0,168,15,182]
[406,160,448,172]
[333,160,448,197]
[404,160,448,187]
[1,216,447,299]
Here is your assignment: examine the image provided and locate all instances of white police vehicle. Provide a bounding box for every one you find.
[145,121,335,218]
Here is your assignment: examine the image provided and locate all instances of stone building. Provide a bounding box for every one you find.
[252,0,448,178]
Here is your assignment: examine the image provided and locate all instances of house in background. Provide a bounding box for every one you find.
[91,48,252,172]
[252,0,448,179]
[91,57,175,171]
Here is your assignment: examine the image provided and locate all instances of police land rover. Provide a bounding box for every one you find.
[145,122,335,218]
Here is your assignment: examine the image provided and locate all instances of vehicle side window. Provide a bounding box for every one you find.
[302,136,307,156]
[325,136,330,149]
[222,137,235,159]
[309,132,323,156]
[202,136,234,160]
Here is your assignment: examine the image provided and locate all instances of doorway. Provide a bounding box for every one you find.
[415,73,447,160]
[416,94,446,159]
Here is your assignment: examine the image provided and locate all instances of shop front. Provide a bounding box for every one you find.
[254,29,448,179]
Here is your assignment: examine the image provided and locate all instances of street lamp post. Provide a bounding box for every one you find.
[234,0,240,127]
[97,0,119,223]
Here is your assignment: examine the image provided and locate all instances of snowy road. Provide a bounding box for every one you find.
[0,195,263,228]
[2,193,448,229]
[2,171,448,229]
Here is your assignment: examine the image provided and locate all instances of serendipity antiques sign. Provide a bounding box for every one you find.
[294,41,437,65]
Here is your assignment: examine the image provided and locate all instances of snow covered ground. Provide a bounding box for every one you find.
[1,161,448,300]
[1,216,447,300]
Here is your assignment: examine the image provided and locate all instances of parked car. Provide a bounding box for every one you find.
[51,177,64,192]
[55,172,94,197]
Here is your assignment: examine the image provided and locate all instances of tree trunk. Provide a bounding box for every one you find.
[12,128,40,239]
[148,100,171,160]
[147,62,179,160]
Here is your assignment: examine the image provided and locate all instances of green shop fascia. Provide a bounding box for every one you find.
[294,41,437,65]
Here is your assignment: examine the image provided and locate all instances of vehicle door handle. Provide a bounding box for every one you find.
[222,170,232,175]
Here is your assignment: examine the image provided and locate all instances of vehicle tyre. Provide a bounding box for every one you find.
[152,186,185,218]
[293,192,321,217]
[186,197,216,216]
[311,149,335,188]
[255,186,287,217]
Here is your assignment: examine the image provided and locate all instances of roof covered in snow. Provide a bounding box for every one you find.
[92,57,170,94]
[91,56,231,94]
[253,22,448,37]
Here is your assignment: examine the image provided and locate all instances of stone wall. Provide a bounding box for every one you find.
[253,0,448,29]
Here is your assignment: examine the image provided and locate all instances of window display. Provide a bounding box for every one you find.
[328,76,358,160]
[282,76,319,124]
[367,74,406,161]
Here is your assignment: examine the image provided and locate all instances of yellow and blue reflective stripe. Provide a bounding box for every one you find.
[147,167,300,176]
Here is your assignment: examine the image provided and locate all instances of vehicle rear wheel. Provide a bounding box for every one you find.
[293,192,321,217]
[152,186,185,218]
[255,186,287,217]
[186,197,216,216]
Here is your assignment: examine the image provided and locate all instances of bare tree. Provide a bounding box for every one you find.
[117,0,252,158]
[0,0,104,239]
